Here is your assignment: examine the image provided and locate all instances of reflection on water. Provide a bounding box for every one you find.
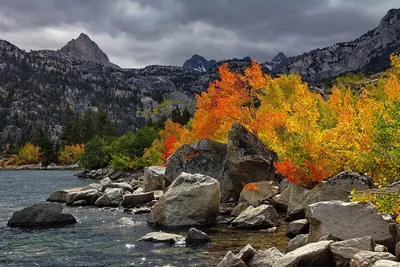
[0,170,289,266]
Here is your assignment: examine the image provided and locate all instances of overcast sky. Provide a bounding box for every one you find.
[0,0,398,68]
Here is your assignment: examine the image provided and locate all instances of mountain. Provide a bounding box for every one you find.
[264,52,289,71]
[183,54,216,72]
[0,36,211,147]
[59,33,119,68]
[276,8,400,82]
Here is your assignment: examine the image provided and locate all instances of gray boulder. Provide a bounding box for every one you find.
[143,166,166,192]
[330,236,376,267]
[164,138,232,202]
[7,203,76,228]
[375,245,388,252]
[273,240,335,267]
[231,204,280,229]
[231,202,251,217]
[239,181,278,206]
[122,192,155,208]
[350,251,397,267]
[95,188,124,207]
[185,228,211,245]
[285,234,309,253]
[236,244,256,263]
[286,219,309,238]
[247,247,283,267]
[104,182,133,192]
[372,260,400,267]
[303,172,374,207]
[100,177,112,191]
[47,188,82,203]
[217,251,247,267]
[306,201,398,252]
[66,189,99,205]
[138,232,184,244]
[273,182,309,220]
[227,123,277,199]
[148,172,221,227]
[83,183,102,192]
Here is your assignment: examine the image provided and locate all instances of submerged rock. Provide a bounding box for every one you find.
[7,203,77,228]
[138,232,184,244]
[148,172,220,227]
[115,217,135,226]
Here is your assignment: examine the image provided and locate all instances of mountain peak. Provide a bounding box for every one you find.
[183,54,216,72]
[379,8,400,30]
[59,33,119,68]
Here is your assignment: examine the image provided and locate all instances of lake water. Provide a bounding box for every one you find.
[0,170,289,267]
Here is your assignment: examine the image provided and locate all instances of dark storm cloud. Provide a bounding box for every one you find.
[0,0,398,67]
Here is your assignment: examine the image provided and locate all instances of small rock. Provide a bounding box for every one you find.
[217,251,246,267]
[247,247,283,267]
[185,228,211,245]
[285,234,308,253]
[70,200,88,206]
[286,219,309,238]
[231,204,280,229]
[134,208,152,214]
[100,177,112,191]
[236,244,256,262]
[350,251,397,267]
[231,202,251,217]
[115,217,135,226]
[372,260,400,267]
[138,232,184,244]
[375,244,389,252]
[122,192,154,208]
[47,188,82,203]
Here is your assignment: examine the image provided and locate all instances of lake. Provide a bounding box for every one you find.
[0,170,289,266]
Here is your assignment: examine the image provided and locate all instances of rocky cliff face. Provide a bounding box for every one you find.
[264,52,289,71]
[277,9,400,82]
[59,33,119,68]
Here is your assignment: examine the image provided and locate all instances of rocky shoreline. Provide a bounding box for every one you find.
[7,123,400,266]
[0,163,80,170]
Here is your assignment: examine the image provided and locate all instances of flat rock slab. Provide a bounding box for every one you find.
[122,192,154,208]
[7,203,77,228]
[138,232,184,244]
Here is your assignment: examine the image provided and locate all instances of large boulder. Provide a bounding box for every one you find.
[273,182,309,220]
[231,202,251,217]
[164,139,232,202]
[65,189,99,205]
[306,201,398,253]
[330,236,376,267]
[372,260,400,267]
[231,204,280,229]
[47,188,82,203]
[95,188,124,207]
[273,240,335,267]
[247,247,283,267]
[121,192,154,208]
[227,123,277,199]
[239,181,278,206]
[143,166,166,192]
[303,172,374,207]
[350,251,397,267]
[237,244,256,262]
[148,172,221,227]
[7,203,77,228]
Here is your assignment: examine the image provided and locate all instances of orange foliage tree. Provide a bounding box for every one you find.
[148,55,400,188]
[15,143,41,165]
[58,144,85,164]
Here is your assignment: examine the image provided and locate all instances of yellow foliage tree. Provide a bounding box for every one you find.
[58,144,85,164]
